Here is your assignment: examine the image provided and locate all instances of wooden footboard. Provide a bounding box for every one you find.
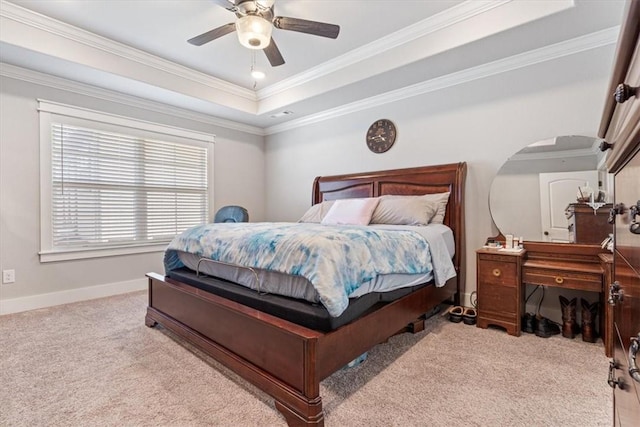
[146,272,457,426]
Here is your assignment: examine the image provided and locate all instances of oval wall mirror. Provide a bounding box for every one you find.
[489,135,611,243]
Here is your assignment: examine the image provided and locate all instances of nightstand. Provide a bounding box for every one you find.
[476,248,526,336]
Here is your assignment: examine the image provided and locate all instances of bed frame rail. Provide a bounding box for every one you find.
[146,272,457,426]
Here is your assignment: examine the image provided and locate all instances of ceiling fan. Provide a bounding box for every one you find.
[188,0,340,67]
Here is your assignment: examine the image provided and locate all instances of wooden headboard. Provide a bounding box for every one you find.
[312,162,467,302]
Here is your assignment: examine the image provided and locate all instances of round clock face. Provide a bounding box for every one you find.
[366,119,397,153]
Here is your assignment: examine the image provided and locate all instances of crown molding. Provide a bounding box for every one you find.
[0,0,255,102]
[264,26,619,135]
[510,147,598,161]
[257,0,511,100]
[0,62,265,136]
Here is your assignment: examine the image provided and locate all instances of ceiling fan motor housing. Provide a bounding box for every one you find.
[236,15,273,49]
[234,0,275,49]
[188,0,339,67]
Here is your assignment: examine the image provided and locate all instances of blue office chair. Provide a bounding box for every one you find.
[214,205,249,223]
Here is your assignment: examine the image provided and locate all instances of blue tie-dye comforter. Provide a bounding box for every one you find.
[164,222,435,317]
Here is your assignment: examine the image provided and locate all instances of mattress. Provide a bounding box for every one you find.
[166,267,434,331]
[176,223,455,303]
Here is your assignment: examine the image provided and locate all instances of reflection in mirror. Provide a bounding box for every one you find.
[489,135,612,243]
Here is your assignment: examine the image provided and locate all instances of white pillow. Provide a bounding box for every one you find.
[370,195,438,226]
[298,200,335,223]
[423,192,450,224]
[321,198,380,225]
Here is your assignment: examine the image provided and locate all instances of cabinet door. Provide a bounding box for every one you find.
[613,149,640,424]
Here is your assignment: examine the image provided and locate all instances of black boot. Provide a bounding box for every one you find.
[522,312,537,333]
[535,315,560,338]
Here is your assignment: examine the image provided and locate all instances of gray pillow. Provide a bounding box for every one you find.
[422,192,450,224]
[370,195,439,226]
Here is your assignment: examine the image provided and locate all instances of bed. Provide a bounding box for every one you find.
[145,162,467,426]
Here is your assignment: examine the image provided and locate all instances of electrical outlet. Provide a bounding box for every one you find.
[3,269,15,284]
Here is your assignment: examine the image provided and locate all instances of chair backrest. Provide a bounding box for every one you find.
[214,205,249,223]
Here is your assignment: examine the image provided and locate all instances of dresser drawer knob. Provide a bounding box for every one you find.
[614,83,637,103]
[608,281,624,305]
[608,204,624,225]
[630,334,640,384]
[554,276,564,284]
[599,140,613,151]
[630,201,640,235]
[608,360,624,389]
[492,268,501,277]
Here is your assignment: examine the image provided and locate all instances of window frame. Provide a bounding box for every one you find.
[38,100,215,262]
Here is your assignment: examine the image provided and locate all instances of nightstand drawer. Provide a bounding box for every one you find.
[477,282,518,315]
[522,267,602,292]
[478,259,517,287]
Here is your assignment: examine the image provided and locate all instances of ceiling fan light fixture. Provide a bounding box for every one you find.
[251,69,266,79]
[236,15,272,49]
[256,0,275,9]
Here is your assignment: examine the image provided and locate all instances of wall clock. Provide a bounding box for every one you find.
[366,119,397,153]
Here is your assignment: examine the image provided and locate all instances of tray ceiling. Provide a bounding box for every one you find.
[0,0,627,133]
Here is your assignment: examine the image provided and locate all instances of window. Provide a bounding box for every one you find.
[39,100,214,262]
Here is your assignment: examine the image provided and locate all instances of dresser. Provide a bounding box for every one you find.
[598,0,640,424]
[476,243,610,353]
[566,203,613,245]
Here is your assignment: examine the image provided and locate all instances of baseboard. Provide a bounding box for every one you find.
[460,291,476,309]
[0,278,147,315]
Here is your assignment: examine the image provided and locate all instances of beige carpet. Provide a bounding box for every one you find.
[1,291,611,426]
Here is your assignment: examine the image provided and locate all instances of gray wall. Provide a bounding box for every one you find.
[0,43,615,320]
[264,46,614,314]
[0,75,265,302]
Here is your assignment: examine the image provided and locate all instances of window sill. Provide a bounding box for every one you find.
[39,243,167,263]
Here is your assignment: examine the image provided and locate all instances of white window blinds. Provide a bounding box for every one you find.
[51,123,208,248]
[39,100,214,261]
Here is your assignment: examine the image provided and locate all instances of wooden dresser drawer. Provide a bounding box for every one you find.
[477,283,517,315]
[522,266,602,292]
[478,256,518,288]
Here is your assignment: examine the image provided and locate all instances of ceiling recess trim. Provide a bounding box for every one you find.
[0,62,265,136]
[264,26,619,135]
[0,0,256,101]
[257,0,511,100]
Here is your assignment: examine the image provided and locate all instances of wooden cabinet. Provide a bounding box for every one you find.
[599,0,640,424]
[566,203,613,245]
[477,242,611,349]
[523,242,609,346]
[609,150,640,424]
[476,248,525,336]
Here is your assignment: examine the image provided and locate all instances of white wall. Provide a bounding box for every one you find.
[0,74,265,311]
[264,46,615,311]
